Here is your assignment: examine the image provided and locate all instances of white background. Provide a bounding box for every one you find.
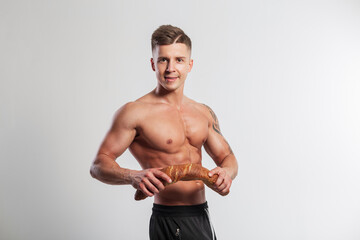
[1,0,360,239]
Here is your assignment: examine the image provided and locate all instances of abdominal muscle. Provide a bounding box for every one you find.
[154,180,206,205]
[130,136,207,205]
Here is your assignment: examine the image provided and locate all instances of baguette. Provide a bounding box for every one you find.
[134,163,219,201]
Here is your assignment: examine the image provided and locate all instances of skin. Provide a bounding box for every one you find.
[90,43,238,205]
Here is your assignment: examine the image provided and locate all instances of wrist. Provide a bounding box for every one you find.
[128,169,139,186]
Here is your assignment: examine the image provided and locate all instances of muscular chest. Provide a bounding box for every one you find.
[137,105,209,152]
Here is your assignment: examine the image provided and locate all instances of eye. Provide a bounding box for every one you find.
[177,58,184,63]
[159,58,167,63]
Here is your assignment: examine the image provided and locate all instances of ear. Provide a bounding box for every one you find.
[151,58,155,71]
[188,59,194,72]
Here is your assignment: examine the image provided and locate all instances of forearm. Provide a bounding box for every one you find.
[219,154,238,180]
[90,153,135,185]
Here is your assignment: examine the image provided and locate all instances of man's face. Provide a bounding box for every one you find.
[151,43,193,92]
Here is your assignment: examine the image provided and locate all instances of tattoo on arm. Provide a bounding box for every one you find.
[203,104,234,155]
[203,104,222,136]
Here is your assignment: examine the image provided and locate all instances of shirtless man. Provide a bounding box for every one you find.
[90,25,238,240]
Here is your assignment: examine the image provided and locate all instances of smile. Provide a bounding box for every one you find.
[165,77,178,82]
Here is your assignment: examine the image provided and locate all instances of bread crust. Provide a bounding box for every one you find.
[134,163,218,201]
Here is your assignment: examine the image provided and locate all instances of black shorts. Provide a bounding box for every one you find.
[149,202,217,240]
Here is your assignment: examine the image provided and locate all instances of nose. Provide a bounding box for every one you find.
[166,60,175,72]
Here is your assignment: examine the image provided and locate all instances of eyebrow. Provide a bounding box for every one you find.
[158,56,187,59]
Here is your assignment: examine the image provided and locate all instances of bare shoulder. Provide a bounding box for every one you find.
[115,91,156,117]
[186,97,217,121]
[186,98,222,135]
[112,101,145,129]
[113,93,158,128]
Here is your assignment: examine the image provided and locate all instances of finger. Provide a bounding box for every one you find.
[154,170,172,184]
[215,172,225,187]
[139,182,154,197]
[219,181,231,193]
[148,174,166,191]
[220,189,230,196]
[217,180,227,192]
[221,184,231,195]
[220,180,232,195]
[142,178,159,195]
[208,167,221,177]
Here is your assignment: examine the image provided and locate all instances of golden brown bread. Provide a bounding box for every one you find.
[134,163,218,201]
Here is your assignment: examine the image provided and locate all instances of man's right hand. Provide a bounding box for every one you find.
[130,168,172,198]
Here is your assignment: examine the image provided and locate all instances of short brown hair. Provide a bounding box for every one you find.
[151,25,192,51]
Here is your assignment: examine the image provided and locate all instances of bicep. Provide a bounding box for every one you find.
[98,126,136,160]
[202,104,233,164]
[96,105,137,160]
[204,129,233,164]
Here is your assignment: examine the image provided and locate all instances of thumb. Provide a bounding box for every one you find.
[208,167,220,177]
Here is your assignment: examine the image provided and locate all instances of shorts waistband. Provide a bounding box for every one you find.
[152,202,208,217]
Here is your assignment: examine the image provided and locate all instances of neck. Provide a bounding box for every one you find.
[154,84,185,108]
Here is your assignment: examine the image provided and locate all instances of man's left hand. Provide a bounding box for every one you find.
[208,167,232,196]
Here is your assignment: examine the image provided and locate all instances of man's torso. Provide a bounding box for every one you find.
[127,94,211,205]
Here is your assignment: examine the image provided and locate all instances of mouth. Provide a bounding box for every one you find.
[165,76,178,82]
